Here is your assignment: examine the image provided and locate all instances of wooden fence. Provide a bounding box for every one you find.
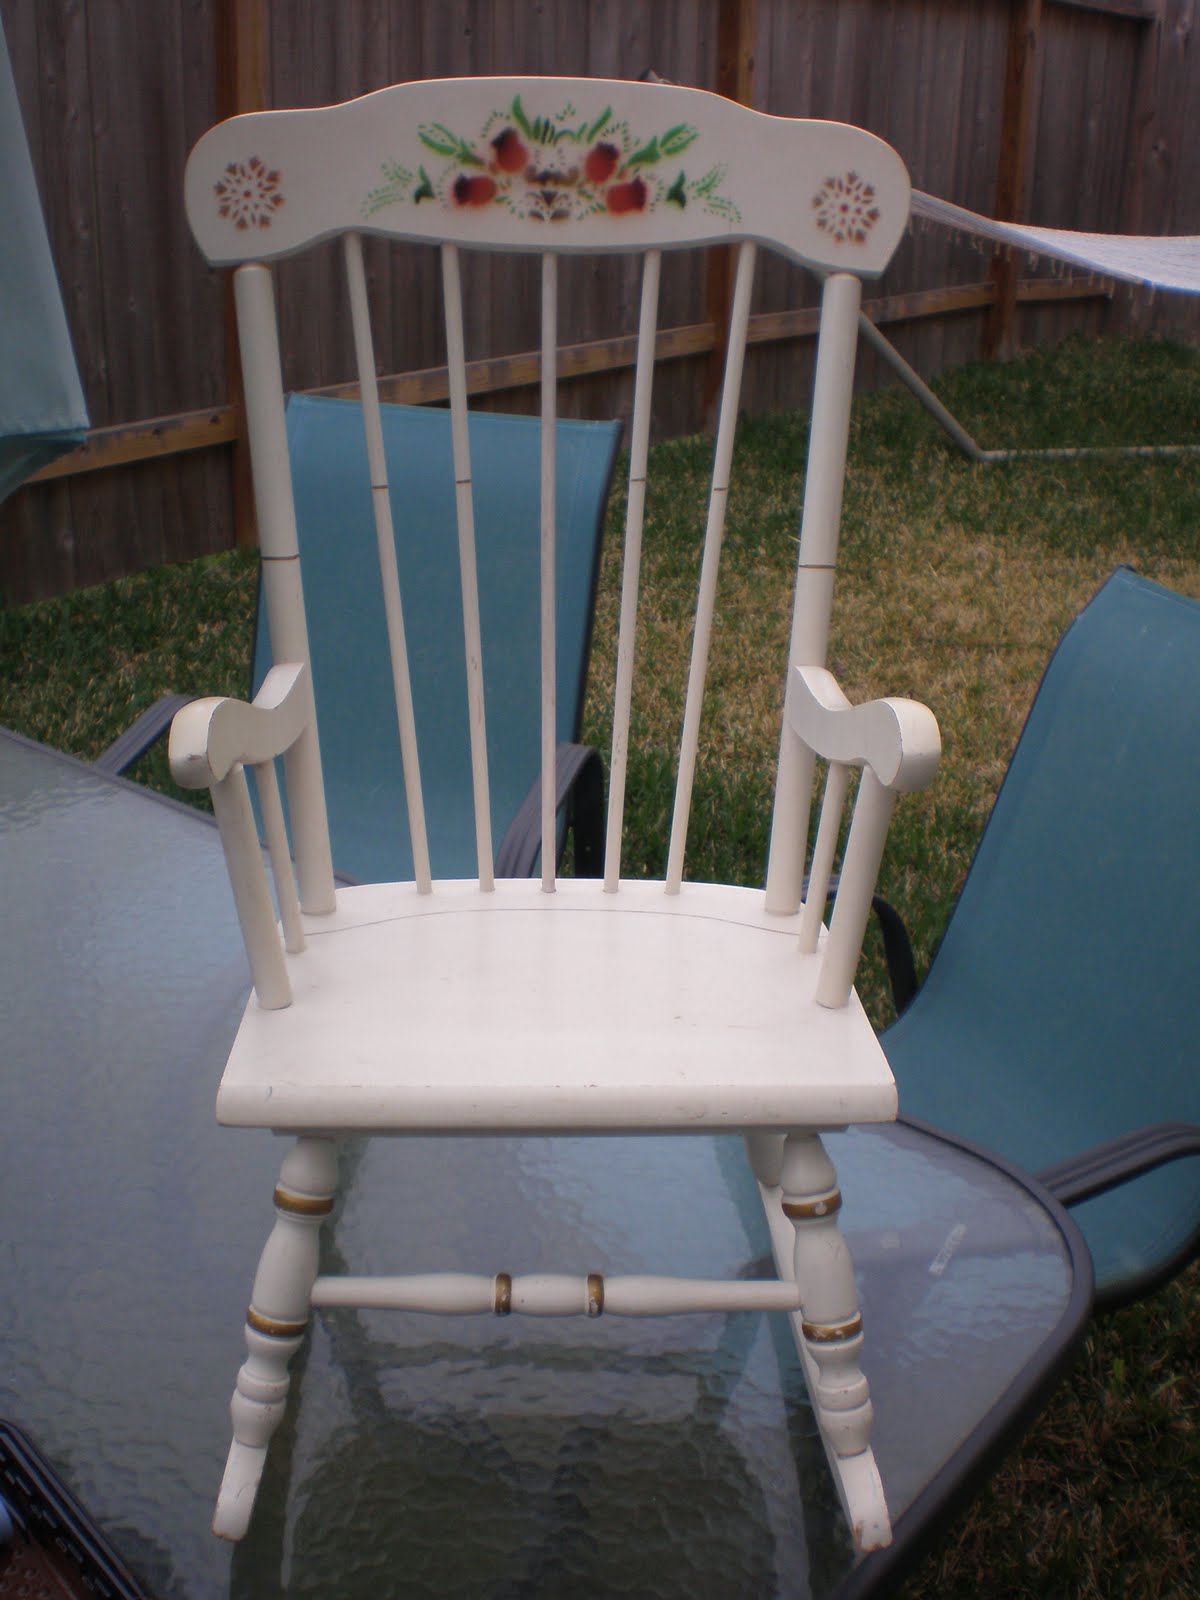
[3,0,1198,602]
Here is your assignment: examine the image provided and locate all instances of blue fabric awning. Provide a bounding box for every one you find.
[0,16,88,504]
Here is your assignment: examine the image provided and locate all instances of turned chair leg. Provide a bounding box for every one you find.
[213,1136,338,1542]
[778,1130,890,1549]
[780,1131,872,1456]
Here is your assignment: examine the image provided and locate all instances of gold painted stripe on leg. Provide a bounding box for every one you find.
[246,1306,309,1339]
[801,1313,863,1344]
[586,1273,605,1317]
[494,1273,513,1316]
[782,1189,842,1220]
[273,1186,335,1217]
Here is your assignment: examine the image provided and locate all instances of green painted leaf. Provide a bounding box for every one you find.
[660,124,698,156]
[626,137,661,168]
[586,106,613,141]
[511,95,534,138]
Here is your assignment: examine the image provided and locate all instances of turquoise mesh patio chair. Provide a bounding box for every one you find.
[883,568,1200,1309]
[101,395,620,881]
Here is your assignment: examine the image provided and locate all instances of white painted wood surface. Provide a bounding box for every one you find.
[759,1157,891,1552]
[175,75,939,1556]
[214,878,898,1131]
[765,272,863,917]
[539,251,558,891]
[344,231,433,893]
[441,242,494,892]
[230,266,335,917]
[310,1272,804,1316]
[603,248,660,892]
[215,1137,338,1541]
[665,240,756,895]
[186,78,910,276]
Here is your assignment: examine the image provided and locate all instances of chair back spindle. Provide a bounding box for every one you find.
[539,252,559,892]
[343,231,433,892]
[253,756,306,954]
[604,247,661,893]
[440,242,495,889]
[665,239,757,895]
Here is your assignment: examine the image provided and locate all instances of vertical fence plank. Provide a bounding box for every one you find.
[984,0,1044,359]
[702,0,757,423]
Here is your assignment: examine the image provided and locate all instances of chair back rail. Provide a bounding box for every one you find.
[180,76,932,1010]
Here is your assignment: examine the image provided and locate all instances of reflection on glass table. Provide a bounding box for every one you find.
[0,729,1090,1598]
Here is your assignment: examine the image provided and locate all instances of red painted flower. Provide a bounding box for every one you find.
[584,142,620,185]
[605,177,647,216]
[490,127,528,173]
[453,174,498,207]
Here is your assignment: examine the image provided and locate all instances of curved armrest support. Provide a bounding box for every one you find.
[167,664,314,1012]
[786,665,940,1009]
[786,665,941,793]
[168,662,311,789]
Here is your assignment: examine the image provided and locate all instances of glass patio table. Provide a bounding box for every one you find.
[0,728,1090,1598]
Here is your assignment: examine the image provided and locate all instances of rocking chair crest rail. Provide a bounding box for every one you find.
[167,75,938,1556]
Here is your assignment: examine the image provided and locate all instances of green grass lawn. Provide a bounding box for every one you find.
[3,333,1199,1595]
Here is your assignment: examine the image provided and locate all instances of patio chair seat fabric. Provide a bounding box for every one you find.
[254,395,619,884]
[883,569,1200,1306]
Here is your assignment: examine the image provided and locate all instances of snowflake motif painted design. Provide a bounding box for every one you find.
[811,172,880,246]
[215,156,284,230]
[363,95,740,226]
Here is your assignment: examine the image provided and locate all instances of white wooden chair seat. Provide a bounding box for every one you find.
[172,75,940,1558]
[217,878,897,1132]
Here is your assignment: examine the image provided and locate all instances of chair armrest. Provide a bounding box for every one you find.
[786,664,941,794]
[788,665,940,1009]
[495,743,605,878]
[167,663,311,789]
[93,692,196,775]
[168,663,314,1011]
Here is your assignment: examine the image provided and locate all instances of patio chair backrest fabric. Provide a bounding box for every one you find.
[884,568,1200,1305]
[252,394,619,884]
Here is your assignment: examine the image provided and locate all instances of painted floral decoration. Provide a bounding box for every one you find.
[215,156,284,230]
[364,95,740,225]
[812,172,880,245]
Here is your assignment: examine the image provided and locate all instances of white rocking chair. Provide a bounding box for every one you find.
[172,76,940,1553]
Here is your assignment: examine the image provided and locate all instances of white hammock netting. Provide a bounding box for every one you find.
[911,190,1200,296]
